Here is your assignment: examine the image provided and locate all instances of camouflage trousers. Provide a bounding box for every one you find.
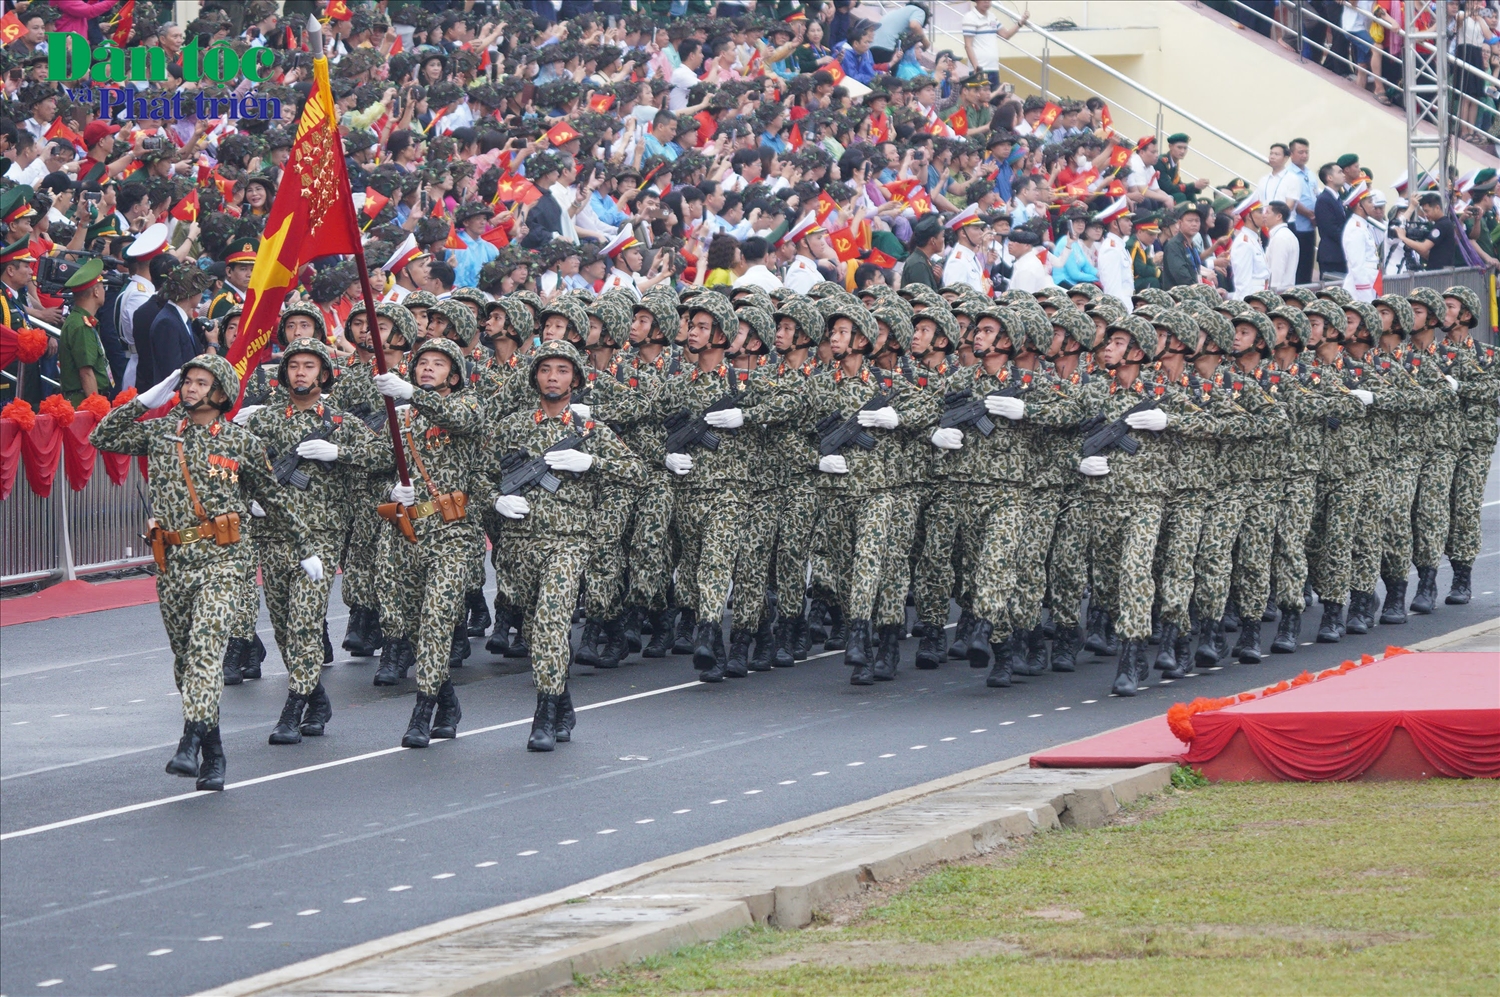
[626,470,675,612]
[1088,492,1163,641]
[1351,469,1394,595]
[1380,461,1423,581]
[1012,485,1064,632]
[158,552,247,724]
[377,524,411,639]
[874,487,920,629]
[814,489,897,621]
[1155,489,1210,631]
[500,536,586,696]
[674,487,745,623]
[388,527,476,696]
[957,482,1027,634]
[1269,476,1318,612]
[583,489,633,621]
[772,477,819,616]
[1228,480,1276,618]
[228,551,262,642]
[260,538,338,696]
[911,481,961,631]
[1045,486,1091,630]
[1412,449,1459,569]
[340,489,385,615]
[1194,489,1245,622]
[1306,474,1362,607]
[1446,443,1492,564]
[731,489,781,630]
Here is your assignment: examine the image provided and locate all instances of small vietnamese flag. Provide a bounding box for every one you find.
[481,222,510,250]
[170,188,200,222]
[0,10,25,46]
[45,118,83,148]
[866,247,897,269]
[362,187,390,219]
[326,0,354,22]
[1037,102,1062,134]
[827,225,859,262]
[111,0,136,47]
[588,93,616,113]
[444,224,466,250]
[884,178,918,202]
[390,31,402,54]
[947,107,968,137]
[823,60,846,86]
[1107,144,1131,170]
[815,190,838,224]
[788,123,804,152]
[856,219,871,252]
[545,121,581,147]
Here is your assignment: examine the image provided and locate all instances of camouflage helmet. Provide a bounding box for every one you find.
[948,292,990,320]
[374,301,419,348]
[1372,293,1416,338]
[1050,306,1096,352]
[687,291,738,342]
[1442,284,1482,327]
[1344,300,1381,339]
[1155,307,1199,349]
[1066,282,1101,305]
[1405,286,1445,326]
[1133,287,1174,308]
[277,336,336,391]
[492,297,536,342]
[735,304,774,350]
[448,285,491,318]
[1279,286,1317,308]
[403,289,440,316]
[1243,289,1285,314]
[1302,298,1347,339]
[805,281,846,300]
[1191,306,1235,355]
[1231,309,1278,352]
[538,296,590,343]
[1086,296,1128,326]
[180,353,241,407]
[1267,305,1311,348]
[1214,297,1254,321]
[1018,308,1056,354]
[817,293,880,349]
[407,336,468,391]
[634,293,679,342]
[527,339,588,393]
[872,304,913,353]
[1105,315,1159,361]
[911,302,959,352]
[511,289,545,323]
[1317,285,1355,308]
[429,299,478,347]
[770,293,826,346]
[586,296,631,348]
[277,303,327,346]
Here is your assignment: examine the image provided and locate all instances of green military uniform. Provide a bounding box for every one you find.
[1439,286,1500,604]
[56,259,115,405]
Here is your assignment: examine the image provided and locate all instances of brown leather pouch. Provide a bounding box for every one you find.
[148,523,167,572]
[433,491,467,522]
[377,502,418,543]
[210,512,241,546]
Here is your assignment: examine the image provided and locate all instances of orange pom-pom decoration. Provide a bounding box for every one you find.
[39,394,75,427]
[1359,653,1375,665]
[1265,680,1291,695]
[1,397,36,431]
[1167,702,1195,743]
[1290,670,1314,687]
[1237,692,1257,702]
[1384,645,1411,657]
[1317,668,1340,681]
[15,327,47,364]
[112,387,138,407]
[1337,660,1358,674]
[78,393,111,420]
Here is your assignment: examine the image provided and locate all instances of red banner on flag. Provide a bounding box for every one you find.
[827,225,859,262]
[823,60,846,85]
[1038,102,1062,131]
[947,107,968,137]
[0,10,25,46]
[326,0,353,22]
[788,123,803,152]
[111,0,136,47]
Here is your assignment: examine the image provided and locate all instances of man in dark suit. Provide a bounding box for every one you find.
[1314,162,1347,280]
[1160,202,1206,290]
[141,266,216,391]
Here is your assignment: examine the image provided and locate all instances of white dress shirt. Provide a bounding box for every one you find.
[1008,247,1054,293]
[1264,222,1299,291]
[1096,232,1133,308]
[733,264,783,292]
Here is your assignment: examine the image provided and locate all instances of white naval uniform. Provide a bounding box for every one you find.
[941,243,987,294]
[1341,214,1379,302]
[1096,232,1133,309]
[601,268,643,299]
[782,255,823,294]
[1229,228,1269,299]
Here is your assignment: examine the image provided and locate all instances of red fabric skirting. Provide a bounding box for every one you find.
[62,411,100,491]
[18,413,60,497]
[0,417,18,501]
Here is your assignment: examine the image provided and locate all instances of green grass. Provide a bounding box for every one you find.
[567,777,1499,996]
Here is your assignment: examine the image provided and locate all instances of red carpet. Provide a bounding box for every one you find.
[1032,652,1500,782]
[0,577,160,626]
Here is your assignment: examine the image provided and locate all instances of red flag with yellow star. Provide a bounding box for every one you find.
[224,51,361,410]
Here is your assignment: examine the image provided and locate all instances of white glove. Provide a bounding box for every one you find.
[248,500,266,518]
[1350,388,1374,407]
[544,448,594,473]
[300,555,324,582]
[856,406,900,429]
[930,427,964,450]
[1125,408,1168,431]
[373,371,415,401]
[297,439,339,461]
[137,370,181,409]
[1444,374,1460,393]
[232,404,263,426]
[494,494,531,519]
[665,452,693,476]
[703,406,745,429]
[570,402,592,420]
[1078,455,1111,477]
[390,482,416,506]
[985,395,1026,420]
[818,454,849,474]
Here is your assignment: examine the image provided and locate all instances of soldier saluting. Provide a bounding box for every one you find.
[91,354,322,791]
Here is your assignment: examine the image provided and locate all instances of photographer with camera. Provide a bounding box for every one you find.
[1394,192,1457,272]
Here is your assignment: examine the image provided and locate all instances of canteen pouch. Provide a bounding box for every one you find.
[377,502,418,543]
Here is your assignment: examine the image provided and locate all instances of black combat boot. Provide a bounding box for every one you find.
[503,609,531,658]
[843,619,872,668]
[1304,582,1316,608]
[575,620,604,667]
[1163,629,1193,679]
[699,627,729,683]
[526,693,559,751]
[915,623,946,669]
[1271,608,1300,654]
[1221,603,1240,633]
[465,591,492,637]
[823,604,848,651]
[750,615,776,672]
[1111,641,1141,697]
[1236,620,1263,664]
[792,611,813,660]
[1262,596,1278,623]
[966,618,995,668]
[622,608,643,654]
[300,683,332,736]
[341,606,366,653]
[485,612,511,655]
[243,634,266,680]
[196,725,225,791]
[321,622,334,665]
[807,599,830,644]
[949,609,975,660]
[345,606,381,657]
[554,686,576,743]
[1446,562,1473,605]
[1410,567,1438,615]
[1195,616,1223,667]
[1154,623,1180,673]
[1149,606,1162,645]
[269,692,308,745]
[367,609,385,652]
[773,615,798,668]
[374,637,409,686]
[643,609,674,658]
[724,628,752,678]
[1082,604,1107,655]
[448,623,470,668]
[985,639,1013,688]
[1379,577,1408,625]
[1011,631,1043,677]
[673,607,698,655]
[1316,603,1344,643]
[431,679,461,739]
[692,620,718,671]
[402,693,438,748]
[222,637,246,686]
[1344,591,1374,635]
[596,619,627,669]
[166,720,203,778]
[872,624,900,681]
[1051,623,1079,672]
[1025,628,1050,674]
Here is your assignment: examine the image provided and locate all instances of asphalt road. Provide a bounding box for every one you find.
[2,454,1496,997]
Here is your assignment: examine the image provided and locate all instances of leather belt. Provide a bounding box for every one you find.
[162,525,210,545]
[409,500,441,520]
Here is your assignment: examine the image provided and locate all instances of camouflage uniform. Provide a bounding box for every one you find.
[1441,311,1500,586]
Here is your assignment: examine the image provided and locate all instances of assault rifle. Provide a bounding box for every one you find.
[662,394,739,453]
[498,431,591,496]
[345,403,387,432]
[269,421,337,490]
[937,381,1025,439]
[1079,398,1158,459]
[816,388,896,457]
